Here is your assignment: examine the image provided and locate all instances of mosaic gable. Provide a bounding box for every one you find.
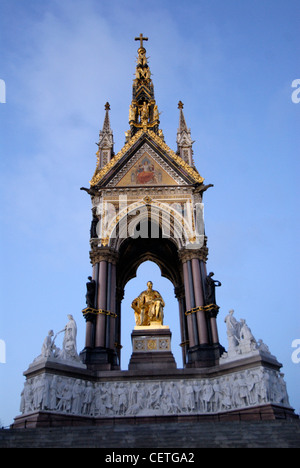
[116,151,179,187]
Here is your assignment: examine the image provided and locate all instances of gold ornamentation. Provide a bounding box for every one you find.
[135,33,148,49]
[185,304,219,317]
[101,236,109,247]
[179,340,190,348]
[131,281,165,326]
[147,339,157,350]
[147,130,204,184]
[89,129,204,187]
[82,307,117,318]
[90,35,204,188]
[90,130,144,186]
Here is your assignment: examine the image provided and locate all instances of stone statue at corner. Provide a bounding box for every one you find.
[85,276,96,308]
[222,310,274,361]
[58,314,80,362]
[205,272,221,305]
[31,314,86,370]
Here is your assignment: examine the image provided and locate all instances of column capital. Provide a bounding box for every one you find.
[89,246,119,265]
[178,244,208,264]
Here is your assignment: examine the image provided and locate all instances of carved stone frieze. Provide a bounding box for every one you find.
[19,365,291,419]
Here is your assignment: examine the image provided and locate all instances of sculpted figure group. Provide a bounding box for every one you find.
[32,314,82,366]
[222,310,273,360]
[22,303,289,420]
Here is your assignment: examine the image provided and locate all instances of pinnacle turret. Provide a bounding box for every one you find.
[97,102,114,169]
[176,101,195,167]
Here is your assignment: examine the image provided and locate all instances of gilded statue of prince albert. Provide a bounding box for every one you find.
[131,281,165,326]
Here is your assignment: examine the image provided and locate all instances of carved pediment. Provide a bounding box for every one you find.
[111,145,184,187]
[90,130,204,188]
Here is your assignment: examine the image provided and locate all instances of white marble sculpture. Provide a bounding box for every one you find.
[41,330,57,358]
[57,314,81,363]
[19,366,290,418]
[221,310,275,362]
[30,315,85,368]
[20,309,290,420]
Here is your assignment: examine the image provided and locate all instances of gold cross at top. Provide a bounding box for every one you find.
[135,33,148,49]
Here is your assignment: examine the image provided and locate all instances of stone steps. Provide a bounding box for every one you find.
[1,420,300,448]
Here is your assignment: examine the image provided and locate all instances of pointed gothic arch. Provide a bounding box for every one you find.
[107,200,191,252]
[103,213,188,367]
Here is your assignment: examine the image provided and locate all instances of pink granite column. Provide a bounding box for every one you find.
[95,260,107,347]
[85,321,93,348]
[210,316,219,344]
[183,261,196,348]
[108,262,117,349]
[115,287,123,365]
[191,258,209,345]
[84,263,98,348]
[177,291,188,366]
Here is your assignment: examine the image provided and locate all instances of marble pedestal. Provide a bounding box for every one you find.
[128,324,177,371]
[13,351,297,429]
[12,313,297,428]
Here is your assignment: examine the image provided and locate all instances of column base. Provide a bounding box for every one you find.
[186,343,225,368]
[80,347,120,371]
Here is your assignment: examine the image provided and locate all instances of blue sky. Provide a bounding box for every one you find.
[0,0,299,426]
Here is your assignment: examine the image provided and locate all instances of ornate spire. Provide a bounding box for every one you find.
[97,102,114,169]
[127,35,163,140]
[176,101,195,167]
[101,102,112,133]
[177,100,188,133]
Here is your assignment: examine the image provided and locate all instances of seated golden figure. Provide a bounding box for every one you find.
[131,281,165,326]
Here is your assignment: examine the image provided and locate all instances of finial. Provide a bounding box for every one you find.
[105,102,110,111]
[178,101,184,109]
[135,33,148,49]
